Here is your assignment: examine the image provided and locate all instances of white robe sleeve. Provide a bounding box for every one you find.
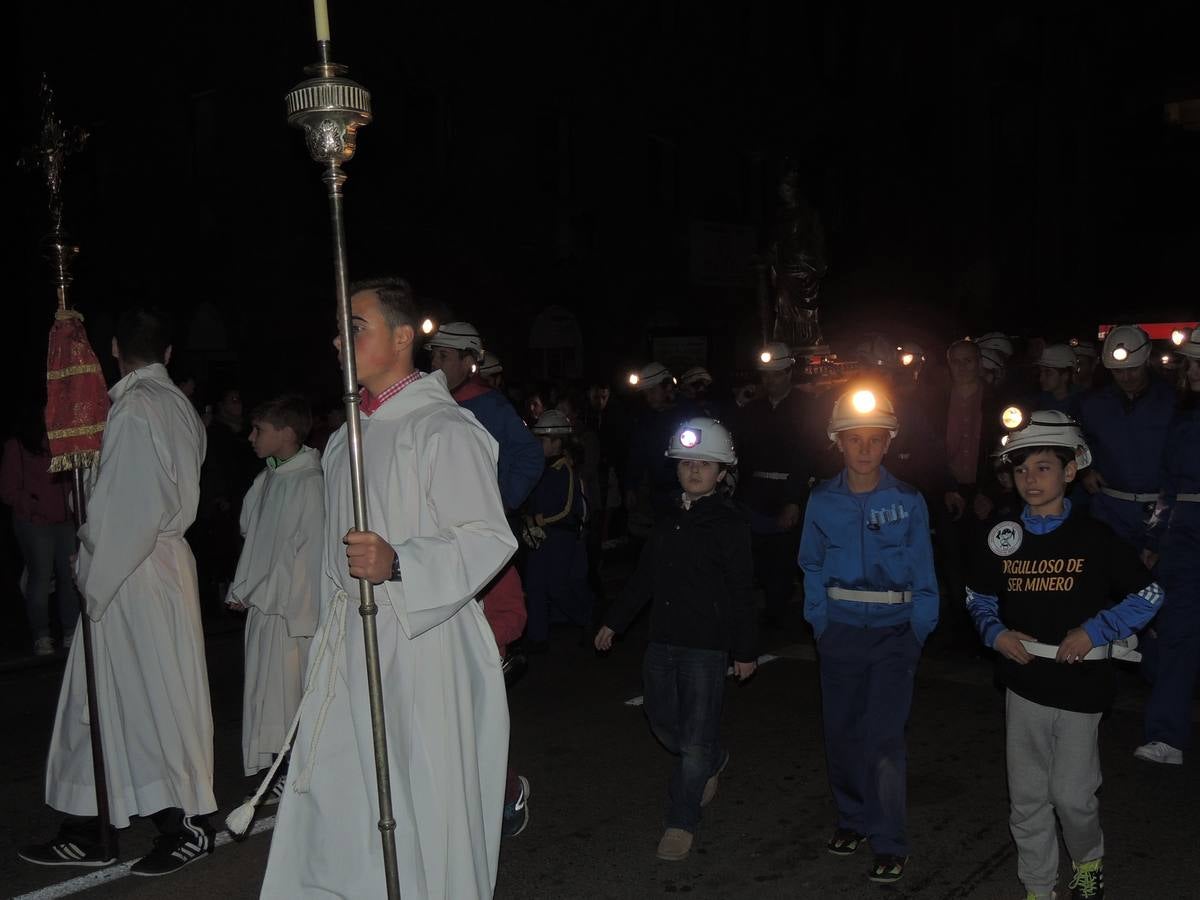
[384,427,517,639]
[77,406,175,621]
[279,473,325,638]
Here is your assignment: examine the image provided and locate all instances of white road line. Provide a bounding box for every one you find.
[12,815,277,900]
[623,654,780,706]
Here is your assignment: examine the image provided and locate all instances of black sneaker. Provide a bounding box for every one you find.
[18,834,117,868]
[868,854,908,884]
[130,818,214,877]
[1068,858,1104,899]
[501,775,531,838]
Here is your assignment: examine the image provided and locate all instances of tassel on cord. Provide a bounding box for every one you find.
[224,590,349,839]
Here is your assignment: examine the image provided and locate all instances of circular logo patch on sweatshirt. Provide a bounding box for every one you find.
[987,520,1024,557]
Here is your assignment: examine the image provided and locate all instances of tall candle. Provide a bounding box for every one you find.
[313,0,331,41]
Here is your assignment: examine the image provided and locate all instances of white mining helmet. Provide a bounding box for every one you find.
[1038,344,1077,370]
[426,321,483,356]
[478,351,503,375]
[1102,325,1151,369]
[997,407,1092,469]
[1070,338,1097,359]
[980,347,1007,373]
[976,332,1014,358]
[756,342,795,372]
[826,389,900,443]
[665,417,737,464]
[1178,328,1200,360]
[530,409,574,436]
[628,362,673,390]
[679,366,713,388]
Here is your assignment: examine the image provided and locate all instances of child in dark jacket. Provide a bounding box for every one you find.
[596,417,757,862]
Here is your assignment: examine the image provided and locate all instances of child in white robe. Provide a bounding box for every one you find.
[225,395,324,784]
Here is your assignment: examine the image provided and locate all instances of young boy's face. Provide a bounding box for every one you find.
[1038,366,1070,395]
[1013,449,1077,514]
[676,459,724,498]
[248,420,295,460]
[837,427,890,477]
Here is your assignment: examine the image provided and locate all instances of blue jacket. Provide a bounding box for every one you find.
[455,379,544,511]
[1076,377,1174,549]
[798,466,939,642]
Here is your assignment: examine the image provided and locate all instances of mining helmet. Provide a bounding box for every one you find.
[678,366,713,388]
[1037,344,1077,370]
[997,407,1092,469]
[665,417,737,464]
[980,347,1007,373]
[827,389,900,442]
[898,343,926,368]
[1070,339,1098,359]
[628,362,673,390]
[478,351,503,375]
[756,342,795,372]
[976,332,1014,358]
[1174,328,1200,361]
[1102,325,1151,369]
[426,321,483,356]
[530,409,574,436]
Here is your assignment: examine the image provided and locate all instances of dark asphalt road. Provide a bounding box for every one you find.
[3,581,1197,899]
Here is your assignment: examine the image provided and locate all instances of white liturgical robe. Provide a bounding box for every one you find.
[45,363,216,827]
[261,370,516,899]
[228,445,324,775]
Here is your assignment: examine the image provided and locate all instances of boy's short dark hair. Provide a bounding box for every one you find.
[348,276,417,330]
[252,394,313,445]
[1006,445,1075,469]
[115,307,172,365]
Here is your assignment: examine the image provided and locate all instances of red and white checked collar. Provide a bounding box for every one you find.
[359,370,424,416]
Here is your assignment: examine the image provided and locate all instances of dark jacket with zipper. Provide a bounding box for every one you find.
[604,492,757,662]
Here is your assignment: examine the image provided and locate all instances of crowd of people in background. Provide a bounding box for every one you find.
[4,300,1198,897]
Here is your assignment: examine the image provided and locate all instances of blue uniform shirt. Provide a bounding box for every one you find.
[1076,377,1175,548]
[458,387,545,511]
[798,466,940,642]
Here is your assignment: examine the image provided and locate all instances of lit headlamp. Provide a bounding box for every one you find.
[759,351,772,364]
[1109,337,1148,362]
[1172,328,1190,347]
[679,428,700,448]
[1001,406,1025,430]
[851,390,876,414]
[900,352,915,367]
[420,317,436,335]
[628,373,639,386]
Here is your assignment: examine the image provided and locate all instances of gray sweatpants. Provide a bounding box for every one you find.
[1005,689,1104,895]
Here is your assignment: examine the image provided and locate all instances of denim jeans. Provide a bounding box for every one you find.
[642,642,728,831]
[13,518,79,642]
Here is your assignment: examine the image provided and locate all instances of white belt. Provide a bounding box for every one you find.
[752,471,790,481]
[1019,636,1141,663]
[1176,493,1200,503]
[827,587,913,605]
[1101,487,1159,503]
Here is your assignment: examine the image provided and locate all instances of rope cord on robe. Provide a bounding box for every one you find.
[225,589,349,837]
[538,459,576,526]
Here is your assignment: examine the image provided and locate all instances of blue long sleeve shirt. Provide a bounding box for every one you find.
[798,466,940,643]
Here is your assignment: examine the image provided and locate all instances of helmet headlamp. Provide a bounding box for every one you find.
[679,428,700,449]
[851,390,876,414]
[1112,346,1128,362]
[759,351,772,364]
[628,373,639,386]
[1001,406,1024,430]
[420,317,435,335]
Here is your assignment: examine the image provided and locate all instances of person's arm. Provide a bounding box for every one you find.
[379,421,517,639]
[798,497,829,639]
[281,473,327,638]
[498,401,545,510]
[965,588,1006,648]
[76,406,174,620]
[905,494,939,643]
[722,519,758,664]
[1081,582,1165,647]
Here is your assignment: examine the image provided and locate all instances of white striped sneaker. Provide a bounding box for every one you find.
[130,817,214,877]
[18,837,117,868]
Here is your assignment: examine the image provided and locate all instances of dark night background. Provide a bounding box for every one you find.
[11,1,1200,407]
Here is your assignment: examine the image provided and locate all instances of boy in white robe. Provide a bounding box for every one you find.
[225,395,323,785]
[20,308,217,876]
[261,277,516,899]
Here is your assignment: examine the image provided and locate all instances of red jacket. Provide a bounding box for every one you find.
[480,562,526,657]
[0,438,72,526]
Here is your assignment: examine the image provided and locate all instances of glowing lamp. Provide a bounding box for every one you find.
[1172,329,1188,346]
[900,352,915,366]
[1001,406,1024,430]
[679,429,699,448]
[759,351,772,364]
[420,317,435,335]
[1000,434,1009,447]
[851,390,876,414]
[1161,354,1171,365]
[628,373,639,386]
[1069,337,1080,347]
[1112,346,1128,362]
[471,363,478,373]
